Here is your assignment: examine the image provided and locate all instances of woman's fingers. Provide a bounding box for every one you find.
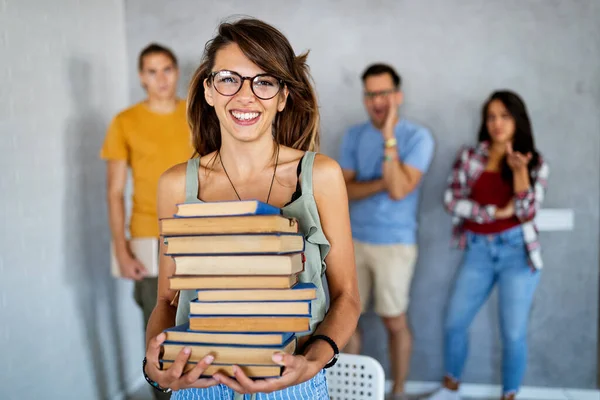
[181,355,215,385]
[166,346,192,382]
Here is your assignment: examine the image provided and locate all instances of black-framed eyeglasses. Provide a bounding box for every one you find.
[209,70,285,100]
[364,89,398,99]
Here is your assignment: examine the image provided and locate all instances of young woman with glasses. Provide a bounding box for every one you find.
[141,18,360,400]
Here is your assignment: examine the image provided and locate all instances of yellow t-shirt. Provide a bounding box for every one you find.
[100,100,193,238]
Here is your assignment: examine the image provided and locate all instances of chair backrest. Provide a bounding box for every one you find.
[326,353,386,400]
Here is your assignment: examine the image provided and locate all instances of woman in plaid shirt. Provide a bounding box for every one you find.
[428,91,549,400]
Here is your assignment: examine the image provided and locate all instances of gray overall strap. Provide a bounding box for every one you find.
[300,151,316,194]
[185,157,200,202]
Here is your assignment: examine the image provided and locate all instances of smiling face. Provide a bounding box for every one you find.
[203,43,288,144]
[485,99,516,145]
[363,73,403,129]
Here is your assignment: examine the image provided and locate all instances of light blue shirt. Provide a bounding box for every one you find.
[339,118,435,245]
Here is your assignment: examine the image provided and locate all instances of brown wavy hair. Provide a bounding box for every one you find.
[187,18,320,156]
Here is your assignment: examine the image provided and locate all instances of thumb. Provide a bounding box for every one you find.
[272,352,295,367]
[506,142,513,155]
[147,332,167,364]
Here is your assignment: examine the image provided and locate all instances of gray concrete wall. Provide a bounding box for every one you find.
[0,0,149,398]
[124,0,600,389]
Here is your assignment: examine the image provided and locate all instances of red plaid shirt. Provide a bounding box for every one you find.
[443,141,550,270]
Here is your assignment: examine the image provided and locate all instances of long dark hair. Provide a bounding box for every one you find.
[478,90,540,183]
[187,18,320,157]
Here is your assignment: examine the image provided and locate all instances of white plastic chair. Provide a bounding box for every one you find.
[326,353,386,400]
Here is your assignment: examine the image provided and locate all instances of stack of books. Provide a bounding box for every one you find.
[158,200,317,378]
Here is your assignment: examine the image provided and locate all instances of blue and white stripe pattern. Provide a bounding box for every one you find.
[171,370,328,400]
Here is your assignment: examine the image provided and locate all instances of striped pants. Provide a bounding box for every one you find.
[171,370,328,400]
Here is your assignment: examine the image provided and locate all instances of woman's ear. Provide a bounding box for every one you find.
[277,86,289,112]
[204,78,214,107]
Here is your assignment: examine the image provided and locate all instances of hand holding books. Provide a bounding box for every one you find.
[143,332,218,393]
[211,350,319,394]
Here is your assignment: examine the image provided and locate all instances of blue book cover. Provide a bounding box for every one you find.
[194,282,318,302]
[163,232,304,238]
[189,313,312,318]
[188,313,312,333]
[192,298,314,304]
[189,299,312,317]
[174,200,282,218]
[158,360,284,378]
[163,331,297,349]
[163,232,305,256]
[195,282,317,295]
[163,323,295,346]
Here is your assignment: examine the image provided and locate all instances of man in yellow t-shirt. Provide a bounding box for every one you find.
[100,44,192,371]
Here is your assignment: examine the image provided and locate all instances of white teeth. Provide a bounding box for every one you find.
[231,111,259,121]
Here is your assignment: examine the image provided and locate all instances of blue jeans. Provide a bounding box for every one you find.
[171,369,328,400]
[444,226,540,395]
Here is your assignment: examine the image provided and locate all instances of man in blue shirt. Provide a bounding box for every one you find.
[340,64,435,399]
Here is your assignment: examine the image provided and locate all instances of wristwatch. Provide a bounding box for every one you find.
[384,137,397,148]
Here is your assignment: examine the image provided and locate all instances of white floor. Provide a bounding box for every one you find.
[396,381,600,400]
